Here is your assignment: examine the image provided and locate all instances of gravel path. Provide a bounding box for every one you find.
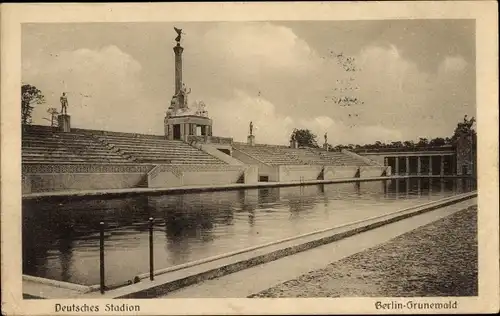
[250,205,478,298]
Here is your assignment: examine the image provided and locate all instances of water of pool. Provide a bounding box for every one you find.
[22,178,475,286]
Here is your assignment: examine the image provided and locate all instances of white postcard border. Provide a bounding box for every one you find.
[1,2,498,315]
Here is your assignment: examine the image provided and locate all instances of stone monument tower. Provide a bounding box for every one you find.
[165,27,213,141]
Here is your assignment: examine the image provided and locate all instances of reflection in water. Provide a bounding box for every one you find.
[22,178,476,286]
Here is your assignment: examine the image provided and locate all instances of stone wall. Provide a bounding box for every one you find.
[357,154,386,165]
[188,135,233,145]
[277,165,323,182]
[72,127,165,140]
[24,173,146,194]
[147,164,249,188]
[244,165,259,184]
[231,148,279,181]
[23,163,152,174]
[323,166,359,179]
[22,163,153,194]
[359,166,386,178]
[341,149,382,166]
[147,166,182,188]
[182,170,243,186]
[200,144,244,165]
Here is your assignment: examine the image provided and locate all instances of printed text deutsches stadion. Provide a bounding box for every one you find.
[375,300,458,310]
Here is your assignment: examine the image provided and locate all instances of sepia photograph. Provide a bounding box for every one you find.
[1,2,498,315]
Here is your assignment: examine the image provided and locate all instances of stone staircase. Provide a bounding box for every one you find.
[95,134,226,165]
[232,144,304,165]
[233,143,371,166]
[310,148,370,166]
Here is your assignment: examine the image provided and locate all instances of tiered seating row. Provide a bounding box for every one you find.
[312,149,370,166]
[98,134,226,165]
[280,148,329,165]
[233,144,304,165]
[22,129,132,163]
[234,144,370,166]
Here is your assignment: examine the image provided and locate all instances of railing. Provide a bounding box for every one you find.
[341,149,381,166]
[22,162,154,174]
[353,146,454,153]
[99,222,105,294]
[187,135,233,145]
[209,136,233,144]
[98,217,156,294]
[147,164,163,183]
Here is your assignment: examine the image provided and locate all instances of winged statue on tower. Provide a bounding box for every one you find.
[174,27,183,43]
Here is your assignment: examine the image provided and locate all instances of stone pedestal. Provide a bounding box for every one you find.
[247,135,255,146]
[290,140,298,149]
[57,114,71,132]
[323,143,329,151]
[165,115,212,140]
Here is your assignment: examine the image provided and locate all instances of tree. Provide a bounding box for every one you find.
[333,144,345,151]
[417,137,429,147]
[429,137,446,147]
[291,129,319,148]
[449,115,477,154]
[451,115,476,143]
[403,140,415,148]
[390,141,403,148]
[22,84,45,125]
[45,107,59,127]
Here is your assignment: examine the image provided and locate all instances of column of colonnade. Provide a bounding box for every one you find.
[385,154,451,176]
[405,157,410,176]
[417,156,422,175]
[440,155,445,176]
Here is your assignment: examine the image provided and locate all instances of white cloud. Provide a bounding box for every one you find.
[23,45,165,134]
[22,24,474,145]
[209,89,294,145]
[297,116,403,145]
[181,22,323,96]
[339,45,474,141]
[209,91,402,146]
[194,22,321,75]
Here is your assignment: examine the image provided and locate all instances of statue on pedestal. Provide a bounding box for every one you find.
[459,115,476,135]
[194,100,208,117]
[169,96,179,111]
[464,115,475,129]
[249,121,253,136]
[60,92,68,115]
[174,27,183,43]
[177,83,191,109]
[324,132,328,144]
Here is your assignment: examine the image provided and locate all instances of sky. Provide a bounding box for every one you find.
[22,20,475,145]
